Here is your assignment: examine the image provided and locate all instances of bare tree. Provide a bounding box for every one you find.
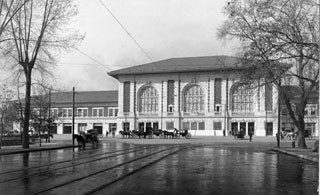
[218,0,319,148]
[3,0,83,148]
[0,0,30,43]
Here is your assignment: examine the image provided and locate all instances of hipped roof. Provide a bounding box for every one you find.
[108,56,246,78]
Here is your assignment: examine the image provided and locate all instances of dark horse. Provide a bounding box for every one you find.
[73,133,98,150]
[132,127,153,139]
[119,130,132,138]
[40,134,53,143]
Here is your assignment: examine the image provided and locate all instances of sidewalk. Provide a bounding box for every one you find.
[0,141,75,155]
[0,136,318,163]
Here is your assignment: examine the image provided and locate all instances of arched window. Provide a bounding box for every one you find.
[184,85,204,113]
[231,84,254,113]
[139,86,158,113]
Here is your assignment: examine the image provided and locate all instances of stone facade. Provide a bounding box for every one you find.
[109,56,281,136]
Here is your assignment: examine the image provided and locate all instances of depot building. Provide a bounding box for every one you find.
[108,55,280,136]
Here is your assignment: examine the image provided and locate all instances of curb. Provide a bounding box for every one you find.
[272,148,319,163]
[0,145,77,156]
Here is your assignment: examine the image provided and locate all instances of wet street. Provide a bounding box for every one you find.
[0,139,318,195]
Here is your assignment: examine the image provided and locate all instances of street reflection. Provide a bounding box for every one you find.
[103,146,318,195]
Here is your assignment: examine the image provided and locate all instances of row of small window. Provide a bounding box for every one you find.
[165,121,222,130]
[281,104,318,116]
[33,107,118,118]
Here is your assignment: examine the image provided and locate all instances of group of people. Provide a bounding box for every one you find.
[229,128,254,141]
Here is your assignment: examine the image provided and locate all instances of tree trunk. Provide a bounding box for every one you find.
[297,122,307,149]
[22,71,32,148]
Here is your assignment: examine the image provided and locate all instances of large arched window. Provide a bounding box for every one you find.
[231,84,254,113]
[139,86,158,113]
[184,85,204,113]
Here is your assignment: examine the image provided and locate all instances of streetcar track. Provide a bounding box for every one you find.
[31,146,187,195]
[0,145,155,175]
[86,146,189,195]
[0,145,162,183]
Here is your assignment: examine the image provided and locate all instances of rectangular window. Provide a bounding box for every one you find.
[265,83,273,111]
[167,80,175,112]
[92,107,104,117]
[191,122,197,130]
[214,78,222,105]
[50,108,59,118]
[108,107,118,117]
[198,122,205,130]
[77,108,88,117]
[62,108,73,117]
[78,123,87,133]
[109,123,117,133]
[182,122,189,130]
[123,122,130,131]
[213,122,222,130]
[123,81,130,112]
[166,122,174,130]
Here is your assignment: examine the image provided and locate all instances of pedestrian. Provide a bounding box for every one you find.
[248,129,253,142]
[105,130,108,138]
[223,129,226,136]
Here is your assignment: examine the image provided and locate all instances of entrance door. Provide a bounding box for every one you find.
[63,124,72,134]
[146,122,152,130]
[49,123,57,134]
[153,122,159,130]
[240,122,246,135]
[138,123,144,131]
[93,123,103,135]
[123,122,130,131]
[266,122,273,136]
[248,122,254,135]
[231,122,238,135]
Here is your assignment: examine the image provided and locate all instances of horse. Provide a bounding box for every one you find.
[73,134,86,149]
[119,130,132,138]
[40,134,53,143]
[163,130,174,139]
[73,133,99,150]
[132,128,153,139]
[153,129,163,137]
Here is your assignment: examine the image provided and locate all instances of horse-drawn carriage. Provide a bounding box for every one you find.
[174,129,192,139]
[73,129,99,149]
[119,128,191,139]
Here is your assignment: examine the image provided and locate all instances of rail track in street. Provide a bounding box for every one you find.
[0,144,189,195]
[0,145,157,183]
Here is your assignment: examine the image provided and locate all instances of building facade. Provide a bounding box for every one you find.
[14,91,119,136]
[14,56,318,137]
[108,56,282,136]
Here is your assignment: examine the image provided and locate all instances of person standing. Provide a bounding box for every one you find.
[248,129,253,142]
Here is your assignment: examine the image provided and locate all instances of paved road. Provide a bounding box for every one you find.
[0,138,318,195]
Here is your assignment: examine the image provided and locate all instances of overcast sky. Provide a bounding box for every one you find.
[55,0,237,91]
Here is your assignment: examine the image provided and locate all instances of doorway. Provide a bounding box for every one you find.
[93,123,103,135]
[266,122,273,136]
[248,122,254,135]
[240,122,246,135]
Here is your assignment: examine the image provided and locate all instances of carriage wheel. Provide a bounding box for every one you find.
[185,133,191,139]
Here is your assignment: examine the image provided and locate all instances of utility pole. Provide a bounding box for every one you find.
[48,90,51,143]
[72,87,75,146]
[277,80,281,148]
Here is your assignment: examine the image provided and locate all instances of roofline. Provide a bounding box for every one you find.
[108,65,248,79]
